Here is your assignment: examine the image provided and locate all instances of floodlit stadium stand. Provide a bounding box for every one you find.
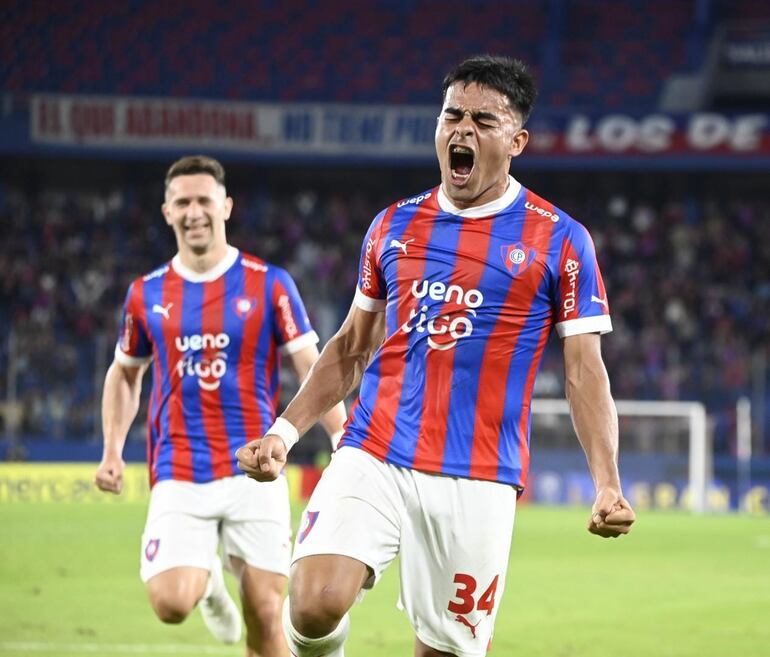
[0,0,726,110]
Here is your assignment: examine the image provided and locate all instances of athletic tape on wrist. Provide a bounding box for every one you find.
[267,417,299,452]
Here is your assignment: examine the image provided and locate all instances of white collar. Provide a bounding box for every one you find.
[171,245,239,283]
[437,175,522,218]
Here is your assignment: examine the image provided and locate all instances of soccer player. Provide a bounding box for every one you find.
[236,56,636,657]
[94,155,347,657]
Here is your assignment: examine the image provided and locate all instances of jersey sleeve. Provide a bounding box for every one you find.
[553,221,613,338]
[114,281,153,366]
[353,210,388,312]
[270,267,319,355]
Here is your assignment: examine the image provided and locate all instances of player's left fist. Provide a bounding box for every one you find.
[94,456,125,494]
[588,488,635,538]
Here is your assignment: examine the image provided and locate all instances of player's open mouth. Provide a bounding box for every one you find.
[449,145,475,185]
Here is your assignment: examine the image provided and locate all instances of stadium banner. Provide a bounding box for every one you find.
[0,463,315,505]
[29,94,437,157]
[1,462,766,512]
[22,94,770,165]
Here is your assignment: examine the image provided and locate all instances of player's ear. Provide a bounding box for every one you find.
[161,202,173,226]
[510,128,529,158]
[223,196,233,221]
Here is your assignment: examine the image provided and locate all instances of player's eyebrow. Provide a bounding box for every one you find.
[443,106,500,123]
[173,194,214,204]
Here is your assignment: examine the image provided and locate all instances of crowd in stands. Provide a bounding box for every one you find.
[0,170,767,459]
[3,0,739,111]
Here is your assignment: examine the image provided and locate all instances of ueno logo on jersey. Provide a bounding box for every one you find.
[174,333,230,391]
[175,333,231,352]
[401,279,483,351]
[525,201,560,222]
[397,192,431,208]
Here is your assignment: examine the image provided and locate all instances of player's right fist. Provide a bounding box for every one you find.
[94,455,125,494]
[237,435,286,482]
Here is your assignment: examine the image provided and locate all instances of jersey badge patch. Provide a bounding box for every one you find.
[234,296,258,320]
[501,243,537,276]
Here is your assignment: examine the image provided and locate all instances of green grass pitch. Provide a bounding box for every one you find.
[1,502,768,656]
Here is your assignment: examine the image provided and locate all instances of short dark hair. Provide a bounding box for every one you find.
[165,155,226,190]
[442,55,538,124]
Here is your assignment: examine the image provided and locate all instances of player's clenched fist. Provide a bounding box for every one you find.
[237,434,287,482]
[588,487,636,538]
[94,455,125,494]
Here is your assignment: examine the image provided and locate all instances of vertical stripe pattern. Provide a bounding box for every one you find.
[343,184,611,489]
[117,252,317,485]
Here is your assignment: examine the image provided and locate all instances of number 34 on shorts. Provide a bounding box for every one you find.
[448,573,500,638]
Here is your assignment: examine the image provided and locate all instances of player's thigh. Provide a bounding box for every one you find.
[292,447,402,589]
[399,474,517,657]
[220,475,293,578]
[140,480,220,582]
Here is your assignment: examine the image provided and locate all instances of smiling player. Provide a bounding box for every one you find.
[237,56,635,657]
[94,155,347,657]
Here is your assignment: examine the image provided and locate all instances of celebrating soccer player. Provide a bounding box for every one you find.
[94,155,347,657]
[237,56,636,657]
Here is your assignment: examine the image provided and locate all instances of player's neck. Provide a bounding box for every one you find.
[442,175,510,210]
[176,241,231,274]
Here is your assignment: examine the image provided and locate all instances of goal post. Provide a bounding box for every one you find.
[531,398,709,513]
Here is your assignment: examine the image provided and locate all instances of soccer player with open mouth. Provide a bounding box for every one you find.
[237,55,635,657]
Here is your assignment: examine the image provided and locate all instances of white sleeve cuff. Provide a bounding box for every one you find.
[354,288,386,312]
[555,315,613,338]
[279,330,319,355]
[114,345,153,367]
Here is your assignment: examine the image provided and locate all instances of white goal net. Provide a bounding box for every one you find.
[530,398,709,513]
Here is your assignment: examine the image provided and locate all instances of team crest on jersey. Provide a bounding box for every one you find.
[144,538,160,562]
[233,296,258,320]
[297,511,320,544]
[501,243,537,276]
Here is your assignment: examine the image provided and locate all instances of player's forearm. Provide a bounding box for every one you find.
[282,332,369,437]
[565,357,621,491]
[101,362,142,458]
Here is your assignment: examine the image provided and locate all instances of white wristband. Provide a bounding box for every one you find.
[266,417,299,453]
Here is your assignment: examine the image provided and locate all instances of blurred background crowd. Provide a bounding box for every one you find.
[0,168,767,459]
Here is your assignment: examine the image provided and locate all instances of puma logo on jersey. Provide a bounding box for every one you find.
[591,294,608,308]
[152,303,173,319]
[454,615,481,639]
[390,238,414,255]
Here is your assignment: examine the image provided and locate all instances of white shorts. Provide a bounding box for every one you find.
[140,474,291,582]
[293,447,517,657]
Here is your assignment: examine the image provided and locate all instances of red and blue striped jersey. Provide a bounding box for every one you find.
[341,177,611,489]
[115,246,318,487]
